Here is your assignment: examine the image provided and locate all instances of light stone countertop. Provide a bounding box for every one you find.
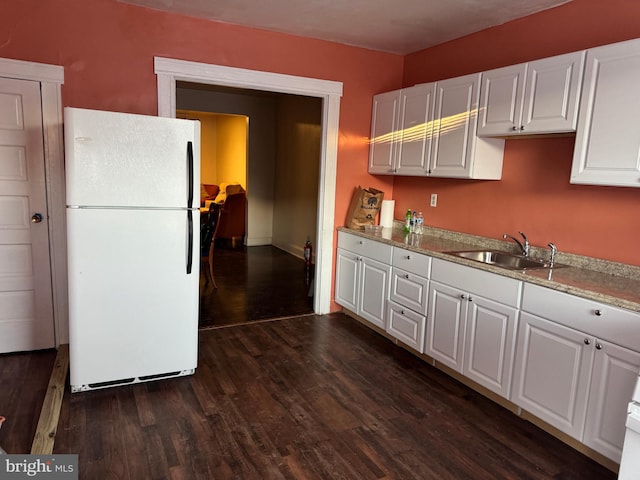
[338,225,640,314]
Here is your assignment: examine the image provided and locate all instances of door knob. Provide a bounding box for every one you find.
[31,213,43,223]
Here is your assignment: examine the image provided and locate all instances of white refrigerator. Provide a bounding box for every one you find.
[65,107,201,392]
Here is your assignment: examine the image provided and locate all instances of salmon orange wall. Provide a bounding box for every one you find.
[393,0,640,266]
[1,0,403,311]
[0,0,403,228]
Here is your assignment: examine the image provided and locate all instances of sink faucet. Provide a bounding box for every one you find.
[503,231,530,256]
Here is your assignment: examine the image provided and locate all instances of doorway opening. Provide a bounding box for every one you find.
[154,57,342,318]
[177,85,322,328]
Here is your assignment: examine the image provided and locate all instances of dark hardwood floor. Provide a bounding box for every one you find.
[53,314,616,479]
[199,244,314,329]
[0,348,56,454]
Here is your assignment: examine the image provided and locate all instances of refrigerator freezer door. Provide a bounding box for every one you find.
[67,208,199,389]
[64,107,200,209]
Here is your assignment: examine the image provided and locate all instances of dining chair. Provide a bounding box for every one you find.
[201,203,221,288]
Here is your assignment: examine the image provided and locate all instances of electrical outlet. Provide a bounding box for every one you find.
[430,194,438,207]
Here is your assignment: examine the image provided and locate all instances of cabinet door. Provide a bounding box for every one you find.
[387,300,426,353]
[426,280,467,371]
[334,248,359,312]
[571,38,640,187]
[463,296,518,398]
[369,90,399,174]
[583,340,640,462]
[395,83,435,176]
[358,256,391,330]
[477,63,526,136]
[430,73,480,178]
[512,312,594,439]
[521,51,585,134]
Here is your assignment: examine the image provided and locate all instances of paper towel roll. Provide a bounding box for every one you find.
[379,200,395,228]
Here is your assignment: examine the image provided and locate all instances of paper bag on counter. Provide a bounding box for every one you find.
[345,186,384,230]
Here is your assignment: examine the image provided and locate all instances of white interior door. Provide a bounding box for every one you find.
[0,77,55,353]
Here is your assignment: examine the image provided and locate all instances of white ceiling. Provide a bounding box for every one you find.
[118,0,571,55]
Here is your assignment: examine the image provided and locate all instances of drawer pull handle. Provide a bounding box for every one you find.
[468,296,473,302]
[595,342,603,350]
[584,338,591,345]
[594,309,602,316]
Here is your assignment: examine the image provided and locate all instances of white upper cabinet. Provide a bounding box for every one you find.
[369,83,435,176]
[429,73,505,179]
[478,51,585,136]
[571,38,640,187]
[368,90,399,175]
[369,75,504,179]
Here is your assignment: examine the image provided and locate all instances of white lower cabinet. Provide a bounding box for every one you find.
[426,258,521,398]
[386,247,432,352]
[335,231,392,330]
[426,280,467,370]
[583,339,640,462]
[463,294,519,398]
[512,312,594,439]
[334,232,640,465]
[358,256,391,329]
[512,283,640,463]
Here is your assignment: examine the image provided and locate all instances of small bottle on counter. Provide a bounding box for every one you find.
[415,212,424,235]
[411,211,417,233]
[404,209,412,233]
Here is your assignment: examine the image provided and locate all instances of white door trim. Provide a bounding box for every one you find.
[154,57,342,314]
[0,57,67,345]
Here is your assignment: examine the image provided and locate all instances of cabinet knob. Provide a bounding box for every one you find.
[359,240,364,245]
[519,125,525,131]
[405,255,411,260]
[460,294,466,299]
[584,338,591,345]
[596,342,603,350]
[401,309,405,315]
[511,125,517,131]
[468,296,473,302]
[404,274,410,279]
[594,309,602,316]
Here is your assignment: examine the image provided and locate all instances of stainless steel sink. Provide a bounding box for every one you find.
[445,250,566,271]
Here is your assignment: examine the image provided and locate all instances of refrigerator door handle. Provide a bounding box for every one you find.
[186,210,193,274]
[187,141,194,209]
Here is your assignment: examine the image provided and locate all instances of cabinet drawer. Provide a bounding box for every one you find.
[522,283,640,351]
[390,268,429,315]
[392,247,432,277]
[431,258,522,307]
[387,300,426,353]
[337,231,392,264]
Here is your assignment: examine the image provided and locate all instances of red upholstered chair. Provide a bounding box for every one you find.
[215,192,246,248]
[200,184,219,207]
